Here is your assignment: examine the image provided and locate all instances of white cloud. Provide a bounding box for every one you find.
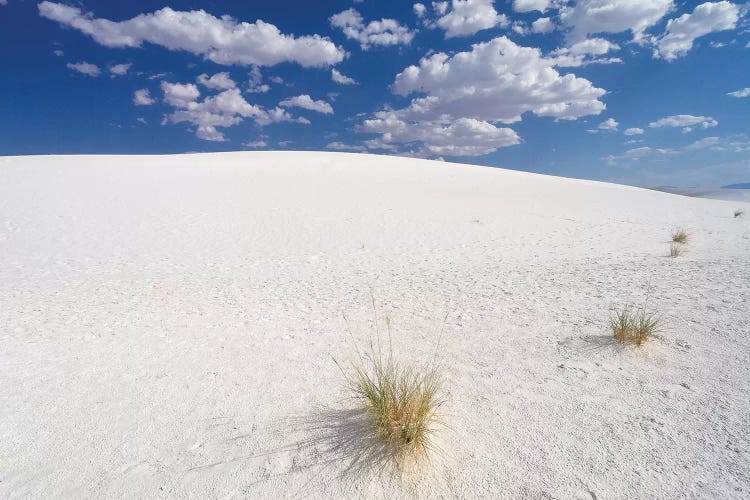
[598,118,619,131]
[330,8,415,49]
[568,38,621,56]
[604,145,677,164]
[560,0,674,42]
[727,87,750,97]
[279,94,334,114]
[654,1,740,60]
[389,36,606,126]
[433,2,449,16]
[551,37,622,66]
[246,66,270,94]
[197,72,236,90]
[109,63,132,76]
[531,17,555,34]
[161,82,200,107]
[38,1,345,67]
[0,0,7,6]
[685,136,720,149]
[53,49,64,56]
[649,114,718,132]
[326,141,366,152]
[243,140,268,148]
[332,68,357,85]
[66,61,100,76]
[513,0,551,13]
[133,89,155,106]
[361,115,521,156]
[414,3,427,18]
[434,0,509,38]
[160,83,307,141]
[624,127,644,135]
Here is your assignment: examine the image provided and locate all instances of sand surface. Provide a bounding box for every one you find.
[1,152,748,499]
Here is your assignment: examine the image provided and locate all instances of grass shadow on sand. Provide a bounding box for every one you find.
[288,402,445,486]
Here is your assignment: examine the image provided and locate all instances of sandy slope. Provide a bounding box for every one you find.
[1,152,748,499]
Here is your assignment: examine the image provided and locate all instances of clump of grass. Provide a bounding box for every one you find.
[735,209,745,218]
[349,356,443,474]
[336,309,446,477]
[671,228,689,244]
[670,243,683,257]
[610,306,661,346]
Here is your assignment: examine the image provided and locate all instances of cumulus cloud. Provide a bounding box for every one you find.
[53,49,64,56]
[390,36,606,124]
[133,88,155,106]
[560,0,674,42]
[332,68,357,85]
[598,118,619,131]
[38,1,345,67]
[513,0,551,13]
[727,87,750,97]
[649,114,718,132]
[66,61,100,76]
[330,8,415,49]
[326,141,366,152]
[160,82,308,141]
[413,3,427,18]
[531,17,555,34]
[653,1,740,60]
[359,35,607,156]
[624,127,644,135]
[361,115,521,156]
[279,94,334,114]
[604,146,677,164]
[246,66,271,94]
[551,37,622,66]
[161,82,200,108]
[433,0,509,38]
[685,136,720,149]
[109,63,131,76]
[243,140,268,148]
[197,72,236,90]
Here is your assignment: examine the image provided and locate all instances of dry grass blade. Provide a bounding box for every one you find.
[669,243,682,257]
[610,306,661,346]
[671,228,688,244]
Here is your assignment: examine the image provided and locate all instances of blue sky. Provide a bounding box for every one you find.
[1,0,749,187]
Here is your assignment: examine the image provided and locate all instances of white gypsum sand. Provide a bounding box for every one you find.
[1,152,748,498]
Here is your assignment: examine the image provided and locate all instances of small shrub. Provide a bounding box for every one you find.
[671,229,689,244]
[610,306,661,346]
[735,209,745,218]
[670,243,682,257]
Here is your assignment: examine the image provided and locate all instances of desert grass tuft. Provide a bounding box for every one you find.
[348,356,443,474]
[669,243,682,257]
[671,228,689,244]
[610,306,661,346]
[735,209,745,218]
[335,307,447,477]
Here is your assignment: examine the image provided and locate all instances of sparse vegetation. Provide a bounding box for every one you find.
[735,209,745,218]
[671,228,689,244]
[335,308,446,476]
[610,306,661,346]
[670,243,682,257]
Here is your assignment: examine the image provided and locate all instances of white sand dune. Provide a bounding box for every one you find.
[1,152,748,499]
